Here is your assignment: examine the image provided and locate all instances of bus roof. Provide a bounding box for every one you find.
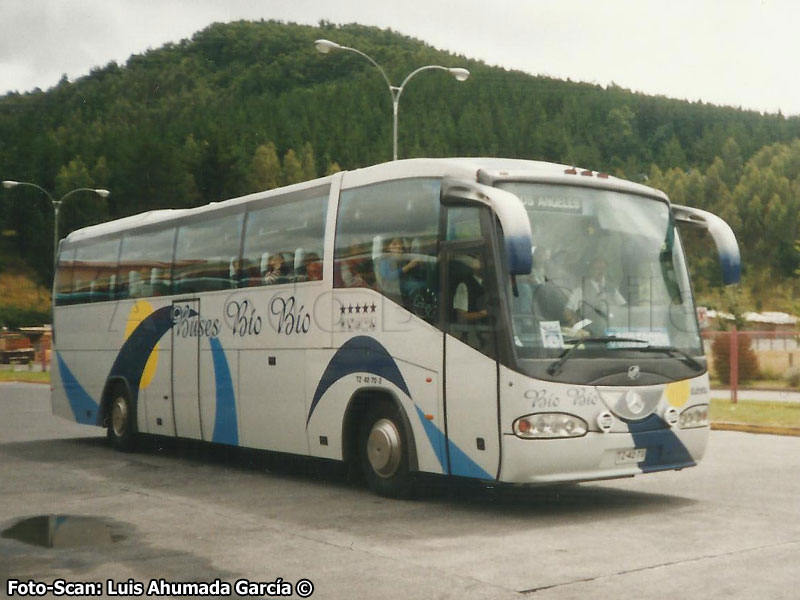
[63,157,666,245]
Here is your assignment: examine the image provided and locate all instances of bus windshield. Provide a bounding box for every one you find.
[496,182,702,360]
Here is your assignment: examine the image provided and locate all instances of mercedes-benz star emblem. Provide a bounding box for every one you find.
[625,390,645,414]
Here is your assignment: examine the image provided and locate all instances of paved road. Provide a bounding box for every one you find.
[1,383,798,599]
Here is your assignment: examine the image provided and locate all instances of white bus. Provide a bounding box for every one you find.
[51,158,740,497]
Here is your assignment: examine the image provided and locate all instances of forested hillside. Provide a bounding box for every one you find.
[1,20,798,315]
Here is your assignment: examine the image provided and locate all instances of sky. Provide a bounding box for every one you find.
[1,0,798,116]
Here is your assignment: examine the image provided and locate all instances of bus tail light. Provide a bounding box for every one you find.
[679,405,709,428]
[513,413,588,439]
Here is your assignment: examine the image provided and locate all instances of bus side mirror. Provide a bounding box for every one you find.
[441,179,533,276]
[672,204,741,285]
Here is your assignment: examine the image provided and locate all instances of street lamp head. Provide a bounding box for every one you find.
[314,39,342,54]
[94,189,110,198]
[2,180,19,189]
[449,68,470,82]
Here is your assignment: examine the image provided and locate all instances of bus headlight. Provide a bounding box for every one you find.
[679,405,709,428]
[513,413,588,439]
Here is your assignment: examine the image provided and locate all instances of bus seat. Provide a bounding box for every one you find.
[128,271,142,298]
[372,235,386,290]
[260,252,271,276]
[150,267,169,296]
[280,251,294,275]
[229,256,241,288]
[372,235,384,261]
[532,280,569,322]
[294,248,305,273]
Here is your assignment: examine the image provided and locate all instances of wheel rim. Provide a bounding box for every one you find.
[366,418,402,478]
[111,397,128,438]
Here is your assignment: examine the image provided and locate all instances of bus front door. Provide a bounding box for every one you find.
[441,243,500,481]
[171,299,203,439]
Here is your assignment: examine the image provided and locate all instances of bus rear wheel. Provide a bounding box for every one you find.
[359,401,414,498]
[107,388,137,452]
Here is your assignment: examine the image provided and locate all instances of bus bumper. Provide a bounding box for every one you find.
[498,426,709,485]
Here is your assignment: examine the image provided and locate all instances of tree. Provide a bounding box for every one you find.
[3,19,800,302]
[659,135,687,170]
[720,137,743,187]
[282,148,304,185]
[795,240,800,276]
[324,159,341,176]
[54,157,108,239]
[300,142,317,181]
[248,142,281,191]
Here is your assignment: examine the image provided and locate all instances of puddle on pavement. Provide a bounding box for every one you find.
[1,515,126,549]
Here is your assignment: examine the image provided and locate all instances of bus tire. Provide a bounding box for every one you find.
[359,401,414,498]
[107,387,138,452]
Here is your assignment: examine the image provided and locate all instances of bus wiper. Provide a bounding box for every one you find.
[546,337,647,376]
[629,345,704,371]
[546,338,704,376]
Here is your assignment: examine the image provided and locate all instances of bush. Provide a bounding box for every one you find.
[0,306,52,329]
[711,331,760,384]
[785,367,800,388]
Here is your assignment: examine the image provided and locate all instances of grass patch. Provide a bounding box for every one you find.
[710,377,798,391]
[0,369,51,384]
[710,398,800,429]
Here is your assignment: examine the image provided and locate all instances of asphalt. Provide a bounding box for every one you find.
[1,383,799,599]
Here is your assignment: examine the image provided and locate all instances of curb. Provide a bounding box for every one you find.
[711,422,800,437]
[711,387,800,393]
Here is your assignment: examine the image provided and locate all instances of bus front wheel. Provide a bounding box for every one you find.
[107,388,138,452]
[359,401,414,498]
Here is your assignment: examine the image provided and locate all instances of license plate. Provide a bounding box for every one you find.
[615,448,647,465]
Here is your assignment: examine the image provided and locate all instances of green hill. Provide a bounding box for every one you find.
[0,20,798,318]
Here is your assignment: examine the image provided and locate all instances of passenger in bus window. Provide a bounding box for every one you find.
[263,254,289,285]
[376,237,423,301]
[452,256,488,324]
[340,243,373,288]
[451,254,491,353]
[294,252,322,282]
[527,247,570,323]
[565,257,625,332]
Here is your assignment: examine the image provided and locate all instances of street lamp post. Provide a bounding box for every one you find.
[2,180,110,267]
[315,39,470,160]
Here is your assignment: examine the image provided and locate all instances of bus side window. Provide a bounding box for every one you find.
[54,248,76,306]
[73,237,121,303]
[447,250,495,357]
[118,227,175,299]
[242,189,328,288]
[174,213,243,294]
[443,206,498,357]
[334,178,441,323]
